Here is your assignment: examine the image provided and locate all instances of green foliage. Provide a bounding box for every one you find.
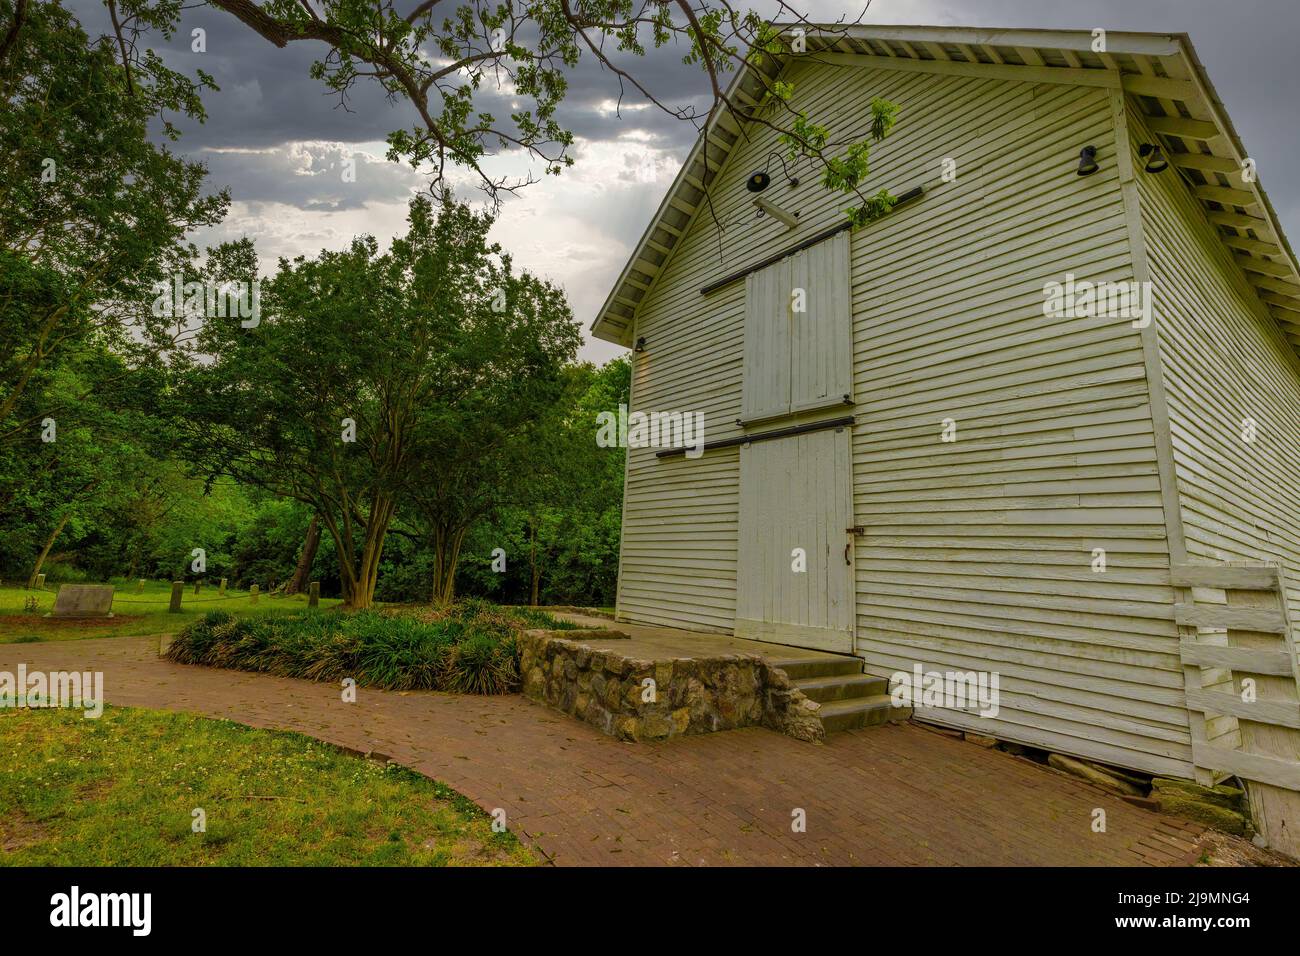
[38,1,902,213]
[173,195,579,608]
[455,356,628,607]
[779,95,900,227]
[165,601,574,694]
[0,0,227,438]
[845,189,899,229]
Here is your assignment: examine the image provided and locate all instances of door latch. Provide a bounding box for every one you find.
[843,526,864,565]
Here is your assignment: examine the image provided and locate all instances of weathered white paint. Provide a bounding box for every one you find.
[1130,104,1300,640]
[790,232,853,415]
[611,52,1300,779]
[741,255,792,422]
[736,427,854,652]
[740,232,852,422]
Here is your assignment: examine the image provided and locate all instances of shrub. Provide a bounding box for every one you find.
[165,601,571,694]
[443,633,519,695]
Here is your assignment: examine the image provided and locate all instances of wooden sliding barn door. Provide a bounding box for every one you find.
[735,426,855,652]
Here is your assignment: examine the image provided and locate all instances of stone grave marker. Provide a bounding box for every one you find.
[48,584,114,618]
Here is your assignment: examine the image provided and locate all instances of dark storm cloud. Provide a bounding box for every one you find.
[194,143,426,210]
[66,0,710,156]
[64,0,1300,230]
[56,0,1300,364]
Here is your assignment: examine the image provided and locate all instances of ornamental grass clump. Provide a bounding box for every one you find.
[165,601,570,695]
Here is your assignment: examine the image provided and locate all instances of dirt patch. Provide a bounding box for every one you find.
[76,777,116,802]
[0,810,52,852]
[1195,830,1297,867]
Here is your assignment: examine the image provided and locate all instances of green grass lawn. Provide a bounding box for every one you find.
[0,580,343,643]
[0,705,534,866]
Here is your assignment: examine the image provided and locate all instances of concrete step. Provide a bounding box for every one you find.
[817,694,910,734]
[772,655,863,680]
[794,673,889,703]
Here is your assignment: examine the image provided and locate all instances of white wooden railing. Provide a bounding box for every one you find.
[1172,562,1300,855]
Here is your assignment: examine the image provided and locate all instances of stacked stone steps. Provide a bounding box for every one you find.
[796,673,889,702]
[816,695,905,733]
[777,654,911,735]
[774,655,863,680]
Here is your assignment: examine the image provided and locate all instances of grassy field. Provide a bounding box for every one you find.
[0,705,534,866]
[0,580,343,643]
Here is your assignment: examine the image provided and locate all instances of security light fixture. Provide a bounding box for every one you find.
[752,196,800,230]
[634,336,647,353]
[1139,143,1170,173]
[746,152,801,196]
[1077,145,1100,177]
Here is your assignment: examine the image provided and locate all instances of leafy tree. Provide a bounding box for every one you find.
[67,1,899,217]
[175,194,579,608]
[0,345,171,585]
[458,356,627,606]
[0,0,227,442]
[398,234,582,603]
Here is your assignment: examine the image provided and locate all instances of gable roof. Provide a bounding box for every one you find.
[590,25,1300,359]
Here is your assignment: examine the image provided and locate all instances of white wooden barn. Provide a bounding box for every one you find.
[590,24,1300,837]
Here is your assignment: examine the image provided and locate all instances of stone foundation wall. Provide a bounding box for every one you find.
[517,630,824,743]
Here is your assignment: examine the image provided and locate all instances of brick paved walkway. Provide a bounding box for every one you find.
[0,636,1206,866]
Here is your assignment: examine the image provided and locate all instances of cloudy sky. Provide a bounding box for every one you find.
[70,0,1300,363]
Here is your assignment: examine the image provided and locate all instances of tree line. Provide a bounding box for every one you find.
[1,0,627,608]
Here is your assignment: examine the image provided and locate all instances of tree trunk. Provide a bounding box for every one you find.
[430,524,467,606]
[319,498,394,610]
[345,495,395,610]
[285,515,321,595]
[28,512,70,588]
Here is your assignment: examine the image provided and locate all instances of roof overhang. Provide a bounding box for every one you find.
[590,25,1300,359]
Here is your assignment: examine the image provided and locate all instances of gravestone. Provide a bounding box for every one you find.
[193,580,202,595]
[308,581,320,609]
[219,577,227,596]
[136,579,145,593]
[48,584,114,618]
[250,584,259,604]
[34,573,45,590]
[169,581,183,613]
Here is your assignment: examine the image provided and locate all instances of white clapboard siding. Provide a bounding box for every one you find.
[1130,105,1300,680]
[847,78,1192,777]
[736,427,854,651]
[619,59,978,634]
[615,59,1199,775]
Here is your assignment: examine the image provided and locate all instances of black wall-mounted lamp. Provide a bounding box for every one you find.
[745,152,801,195]
[1138,143,1169,173]
[1077,145,1100,177]
[634,336,647,353]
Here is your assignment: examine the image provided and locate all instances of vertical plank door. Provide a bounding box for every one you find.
[736,426,854,652]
